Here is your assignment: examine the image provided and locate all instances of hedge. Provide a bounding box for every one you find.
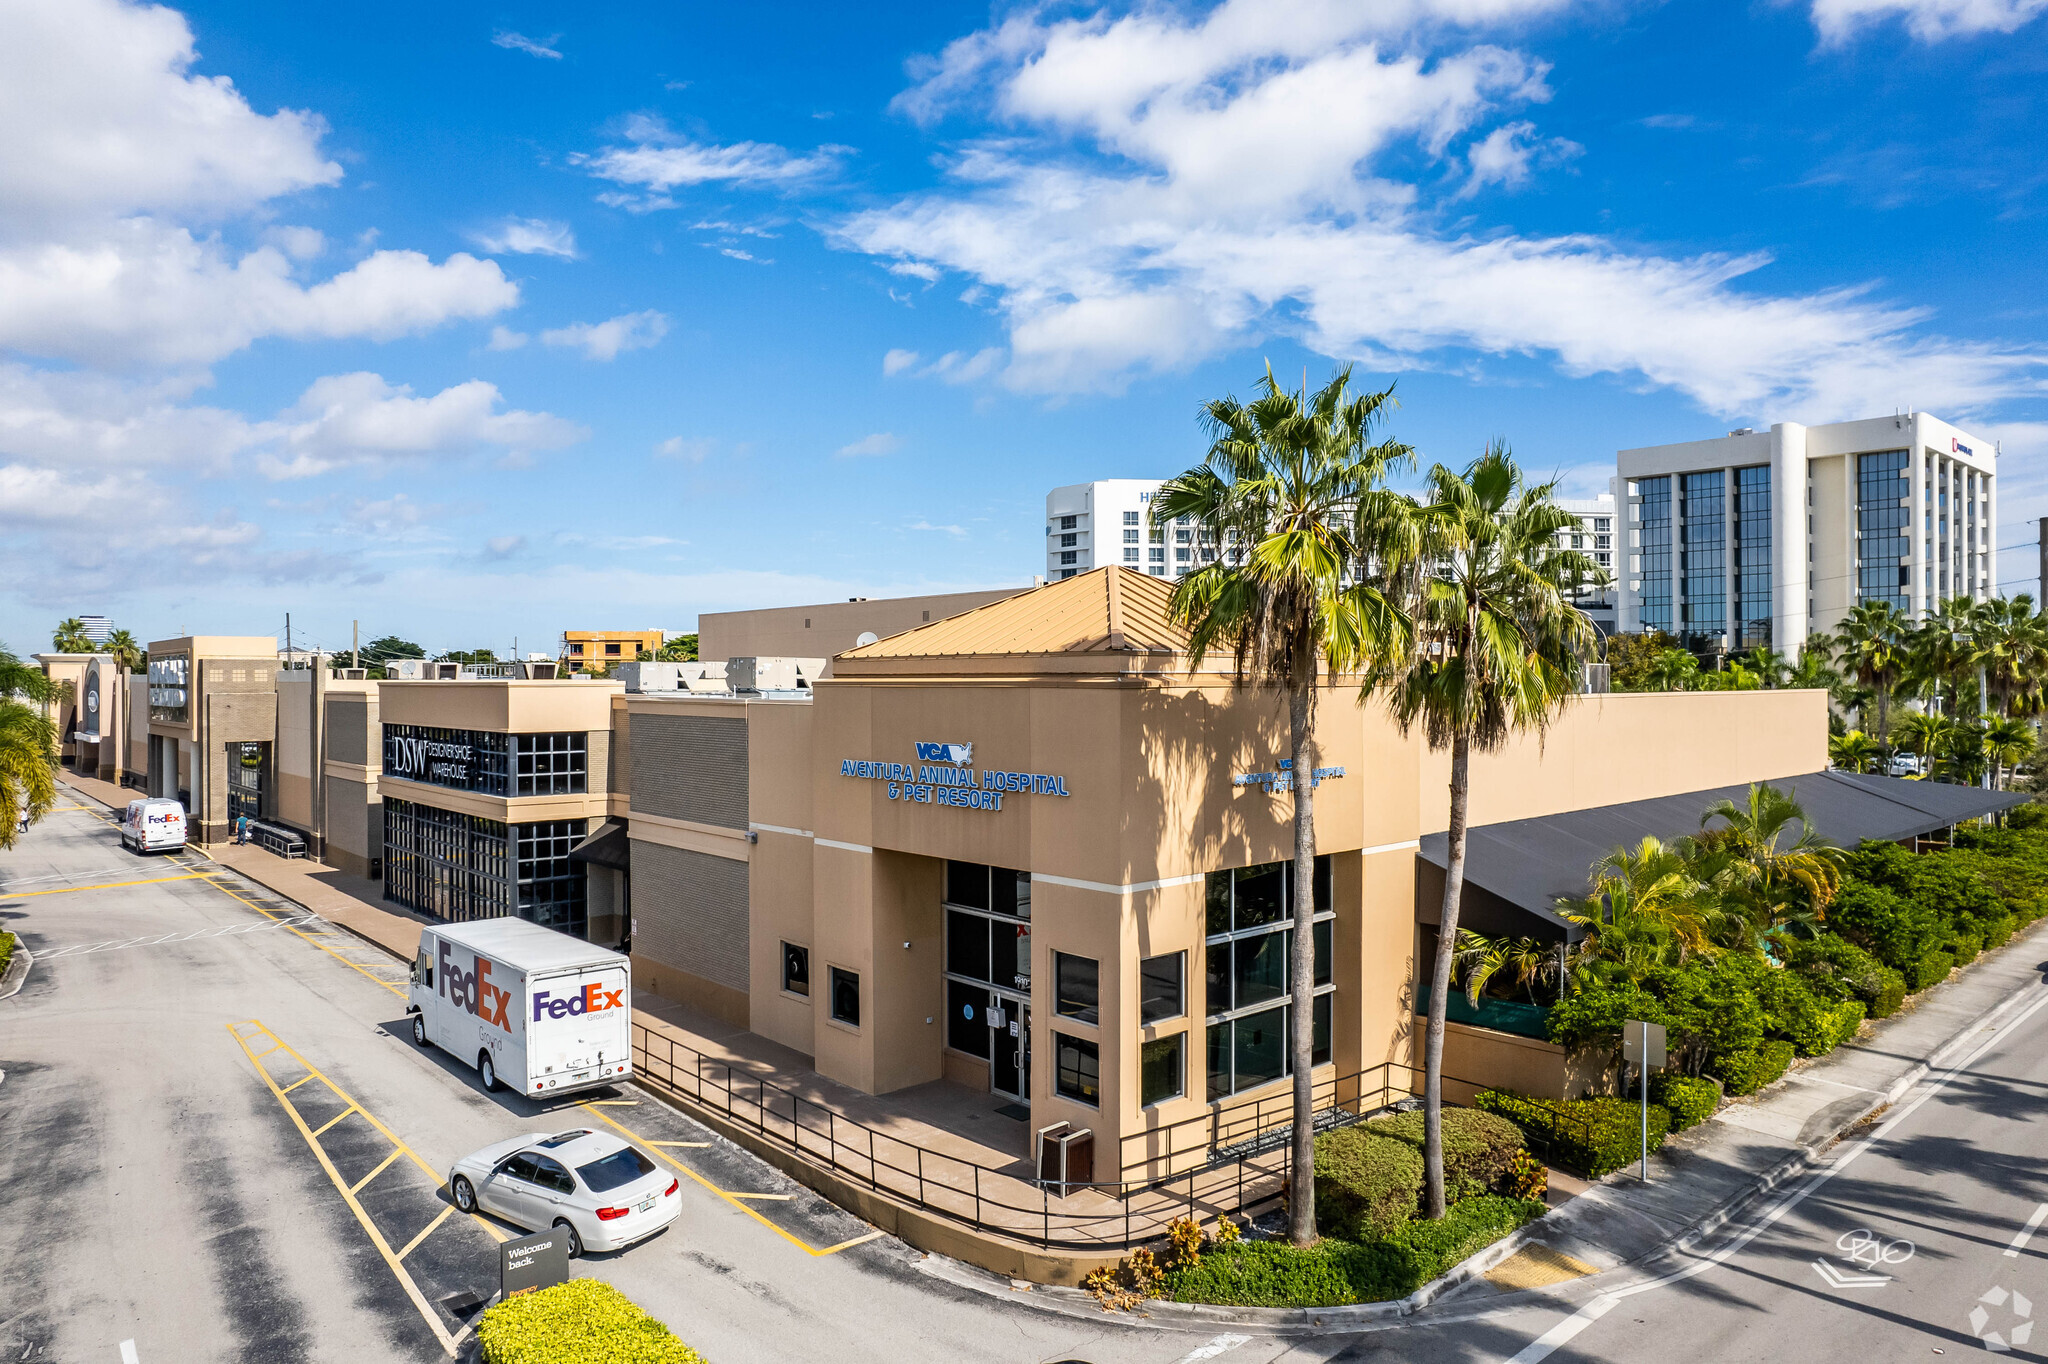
[1910,947,1956,992]
[1473,1092,1671,1177]
[0,931,14,977]
[1162,1196,1545,1307]
[1787,937,1903,1018]
[1710,1039,1795,1096]
[476,1279,706,1364]
[1359,1108,1525,1204]
[1313,1127,1423,1241]
[1648,1074,1720,1130]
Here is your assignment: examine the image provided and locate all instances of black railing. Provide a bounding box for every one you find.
[629,1020,1558,1252]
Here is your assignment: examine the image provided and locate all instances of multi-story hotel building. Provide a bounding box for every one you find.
[1616,413,1997,651]
[1046,480,1218,581]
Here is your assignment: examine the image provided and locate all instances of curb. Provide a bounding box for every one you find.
[0,943,31,1001]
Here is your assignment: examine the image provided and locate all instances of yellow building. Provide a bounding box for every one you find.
[561,629,666,669]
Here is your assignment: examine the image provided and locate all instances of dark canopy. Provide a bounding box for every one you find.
[568,818,631,871]
[1416,770,2029,933]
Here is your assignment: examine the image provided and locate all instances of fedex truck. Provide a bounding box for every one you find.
[407,919,633,1098]
[121,799,186,854]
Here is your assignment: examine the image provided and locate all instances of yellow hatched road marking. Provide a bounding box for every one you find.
[313,1106,359,1137]
[352,1148,404,1195]
[577,1102,879,1258]
[279,1074,315,1095]
[227,1020,509,1356]
[186,849,406,998]
[4,872,209,897]
[397,1206,457,1262]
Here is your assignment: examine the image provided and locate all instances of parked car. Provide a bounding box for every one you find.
[120,799,186,854]
[446,1128,680,1256]
[1887,753,1922,778]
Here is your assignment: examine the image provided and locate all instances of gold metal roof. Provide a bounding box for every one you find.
[838,566,1189,660]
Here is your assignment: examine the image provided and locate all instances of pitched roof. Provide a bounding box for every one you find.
[837,566,1190,661]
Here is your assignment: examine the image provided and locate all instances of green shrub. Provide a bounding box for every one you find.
[0,931,14,976]
[1787,936,1894,1015]
[2008,804,2048,831]
[1710,1040,1795,1096]
[1361,1108,1525,1203]
[1473,1091,1671,1178]
[1546,983,1667,1050]
[1910,947,1956,991]
[1822,1000,1866,1050]
[1314,1127,1422,1241]
[1981,914,2016,951]
[1828,877,1944,974]
[1750,967,1834,1056]
[1871,966,1908,1018]
[1162,1197,1545,1307]
[1649,1074,1720,1130]
[477,1279,705,1364]
[1948,925,1983,967]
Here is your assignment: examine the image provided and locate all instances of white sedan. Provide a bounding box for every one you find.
[447,1128,681,1255]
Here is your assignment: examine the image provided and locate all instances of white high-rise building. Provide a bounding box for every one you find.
[1046,479,1219,581]
[1557,495,1618,633]
[1616,413,1997,652]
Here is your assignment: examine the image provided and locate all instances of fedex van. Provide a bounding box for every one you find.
[121,799,187,854]
[408,918,633,1098]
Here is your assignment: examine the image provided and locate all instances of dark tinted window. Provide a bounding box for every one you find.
[1055,953,1099,1025]
[1142,1034,1184,1106]
[1054,1034,1100,1105]
[576,1147,657,1193]
[536,1130,592,1149]
[830,967,860,1027]
[532,1156,576,1195]
[500,1153,542,1184]
[781,942,810,996]
[946,910,989,979]
[945,860,989,910]
[946,980,991,1058]
[1140,952,1184,1024]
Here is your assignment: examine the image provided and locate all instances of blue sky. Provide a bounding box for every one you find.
[2,0,2044,656]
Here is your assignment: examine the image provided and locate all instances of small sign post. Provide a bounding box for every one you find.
[500,1228,571,1300]
[1622,1019,1667,1183]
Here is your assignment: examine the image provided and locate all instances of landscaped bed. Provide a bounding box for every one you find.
[1089,1108,1549,1310]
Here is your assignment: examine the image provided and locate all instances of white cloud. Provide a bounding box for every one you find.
[573,115,843,210]
[883,348,921,376]
[836,432,901,457]
[655,436,714,461]
[0,222,519,368]
[264,372,586,478]
[0,362,260,473]
[907,519,968,537]
[470,217,578,258]
[483,534,527,559]
[830,1,2048,416]
[492,30,563,59]
[540,309,670,361]
[487,325,528,351]
[1810,0,2048,41]
[0,0,341,230]
[1460,120,1582,196]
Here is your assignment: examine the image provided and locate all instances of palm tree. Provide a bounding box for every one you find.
[51,618,91,653]
[1386,443,1598,1220]
[1909,597,1980,717]
[1829,730,1878,774]
[1645,647,1699,692]
[104,628,144,673]
[1985,717,2036,791]
[1698,783,1846,933]
[1836,602,1908,757]
[1976,596,2046,719]
[0,643,59,849]
[1891,710,1943,776]
[1736,646,1789,688]
[1156,363,1420,1247]
[1786,636,1841,693]
[1451,930,1563,1006]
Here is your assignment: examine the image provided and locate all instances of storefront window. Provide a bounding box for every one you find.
[384,796,587,936]
[516,820,587,937]
[1204,856,1335,1100]
[383,725,587,796]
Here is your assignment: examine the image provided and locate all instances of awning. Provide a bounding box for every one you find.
[1417,770,2031,932]
[569,819,631,871]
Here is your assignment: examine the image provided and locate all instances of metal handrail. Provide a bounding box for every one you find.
[627,1019,1537,1252]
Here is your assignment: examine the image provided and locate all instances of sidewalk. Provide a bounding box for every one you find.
[1461,913,2048,1299]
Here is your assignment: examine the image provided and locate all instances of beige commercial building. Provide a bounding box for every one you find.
[697,586,1029,664]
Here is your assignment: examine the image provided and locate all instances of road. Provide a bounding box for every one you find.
[3,788,2045,1364]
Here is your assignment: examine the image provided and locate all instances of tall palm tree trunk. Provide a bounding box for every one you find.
[1286,679,1319,1246]
[1422,725,1471,1220]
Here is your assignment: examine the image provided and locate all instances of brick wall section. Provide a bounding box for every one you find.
[629,840,749,994]
[630,713,748,829]
[586,729,612,795]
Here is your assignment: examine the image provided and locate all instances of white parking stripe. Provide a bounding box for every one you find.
[120,1340,139,1363]
[1177,1335,1251,1363]
[2006,1203,2048,1257]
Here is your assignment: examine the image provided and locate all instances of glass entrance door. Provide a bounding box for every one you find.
[989,992,1030,1103]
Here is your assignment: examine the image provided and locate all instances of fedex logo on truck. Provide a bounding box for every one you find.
[533,982,625,1021]
[438,938,512,1031]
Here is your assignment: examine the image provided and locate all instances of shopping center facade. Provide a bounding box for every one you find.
[42,569,1842,1165]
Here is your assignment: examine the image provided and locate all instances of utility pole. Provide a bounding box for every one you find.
[285,613,292,669]
[353,619,359,671]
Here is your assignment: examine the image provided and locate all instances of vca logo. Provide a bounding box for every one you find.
[914,741,973,764]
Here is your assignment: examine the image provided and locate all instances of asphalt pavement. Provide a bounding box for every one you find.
[6,790,2047,1364]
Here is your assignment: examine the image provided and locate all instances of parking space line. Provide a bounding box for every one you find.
[189,862,407,999]
[352,1149,404,1195]
[4,872,209,897]
[228,1019,509,1357]
[647,1140,711,1148]
[2006,1203,2048,1257]
[279,1074,315,1095]
[819,1230,888,1253]
[576,1102,879,1258]
[312,1106,359,1138]
[397,1207,457,1262]
[728,1192,795,1201]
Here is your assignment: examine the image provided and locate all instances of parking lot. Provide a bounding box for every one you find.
[0,794,1189,1364]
